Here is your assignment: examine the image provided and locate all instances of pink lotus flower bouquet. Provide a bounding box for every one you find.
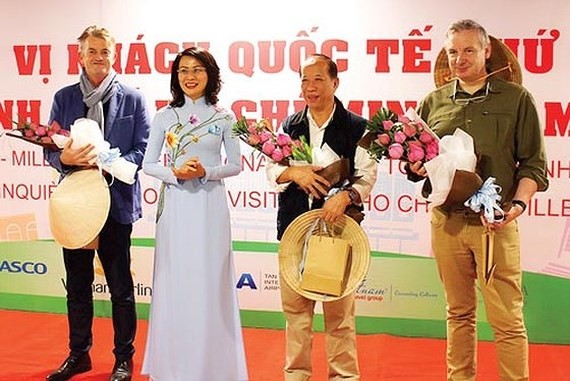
[358,107,439,164]
[232,117,312,165]
[5,119,69,151]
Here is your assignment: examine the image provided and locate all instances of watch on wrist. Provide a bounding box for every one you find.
[511,199,527,213]
[346,188,359,205]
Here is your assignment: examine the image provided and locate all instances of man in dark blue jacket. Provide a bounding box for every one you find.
[44,25,150,381]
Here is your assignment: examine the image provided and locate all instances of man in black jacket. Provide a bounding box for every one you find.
[266,54,377,381]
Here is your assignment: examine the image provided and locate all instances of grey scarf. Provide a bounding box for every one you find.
[79,69,118,132]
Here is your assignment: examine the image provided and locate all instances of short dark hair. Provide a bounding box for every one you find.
[170,47,222,107]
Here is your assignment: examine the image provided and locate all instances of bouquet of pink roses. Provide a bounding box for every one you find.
[235,117,365,221]
[358,107,439,163]
[232,117,312,165]
[5,119,69,151]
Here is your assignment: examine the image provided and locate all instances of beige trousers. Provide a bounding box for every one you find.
[280,280,360,381]
[431,208,529,381]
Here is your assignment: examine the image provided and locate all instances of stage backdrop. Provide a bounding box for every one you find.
[1,0,569,344]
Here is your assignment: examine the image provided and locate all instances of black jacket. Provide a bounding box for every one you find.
[276,97,367,240]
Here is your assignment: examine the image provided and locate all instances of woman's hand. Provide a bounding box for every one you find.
[172,156,205,180]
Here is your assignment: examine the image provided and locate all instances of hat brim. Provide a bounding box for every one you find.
[434,36,522,88]
[49,169,110,249]
[278,209,371,302]
[441,170,483,208]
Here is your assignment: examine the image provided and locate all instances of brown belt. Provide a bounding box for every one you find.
[436,205,483,224]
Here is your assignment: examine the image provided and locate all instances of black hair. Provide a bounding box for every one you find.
[169,47,222,107]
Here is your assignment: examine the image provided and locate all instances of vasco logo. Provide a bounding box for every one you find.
[0,260,48,274]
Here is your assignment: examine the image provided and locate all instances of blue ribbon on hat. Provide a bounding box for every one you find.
[464,177,504,223]
[98,147,121,186]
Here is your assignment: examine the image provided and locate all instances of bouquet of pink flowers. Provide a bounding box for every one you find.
[5,119,69,151]
[358,107,439,163]
[232,117,312,165]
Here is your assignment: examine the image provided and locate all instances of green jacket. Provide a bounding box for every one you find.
[417,78,549,203]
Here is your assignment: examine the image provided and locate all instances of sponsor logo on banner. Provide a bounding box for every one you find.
[0,259,47,274]
[236,272,280,291]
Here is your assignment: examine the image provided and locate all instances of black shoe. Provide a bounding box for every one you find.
[110,359,133,381]
[46,353,92,381]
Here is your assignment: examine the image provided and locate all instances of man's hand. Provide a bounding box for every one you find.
[172,156,205,180]
[321,190,351,223]
[480,203,525,230]
[408,161,427,177]
[281,165,330,198]
[59,138,97,167]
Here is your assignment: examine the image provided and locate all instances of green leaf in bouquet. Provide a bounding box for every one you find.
[291,135,312,164]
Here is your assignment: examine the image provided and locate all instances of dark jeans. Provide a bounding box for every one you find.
[63,216,136,361]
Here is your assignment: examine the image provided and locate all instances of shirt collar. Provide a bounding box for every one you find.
[307,103,336,130]
[448,78,503,100]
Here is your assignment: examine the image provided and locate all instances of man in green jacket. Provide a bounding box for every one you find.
[408,19,548,381]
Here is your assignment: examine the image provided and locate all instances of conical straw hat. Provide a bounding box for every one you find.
[49,169,110,249]
[434,36,522,88]
[278,209,371,302]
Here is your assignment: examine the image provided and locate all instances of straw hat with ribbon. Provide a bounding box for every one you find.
[433,36,522,88]
[278,209,371,302]
[49,169,110,249]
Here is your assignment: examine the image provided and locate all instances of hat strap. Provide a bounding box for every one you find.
[447,63,512,85]
[298,217,338,274]
[480,63,512,81]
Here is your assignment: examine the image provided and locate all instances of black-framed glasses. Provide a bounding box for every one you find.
[451,81,490,106]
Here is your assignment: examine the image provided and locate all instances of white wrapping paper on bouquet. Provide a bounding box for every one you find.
[422,128,478,208]
[52,118,138,185]
[312,143,340,168]
[405,107,430,132]
[289,142,340,168]
[289,143,347,201]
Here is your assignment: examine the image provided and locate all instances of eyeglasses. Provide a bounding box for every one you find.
[451,81,490,105]
[177,67,207,76]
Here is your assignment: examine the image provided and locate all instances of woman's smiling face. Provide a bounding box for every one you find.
[177,56,208,100]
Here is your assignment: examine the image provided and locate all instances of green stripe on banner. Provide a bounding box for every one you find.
[240,309,447,338]
[240,310,500,341]
[2,281,569,344]
[229,240,408,259]
[134,239,404,258]
[0,293,150,319]
[0,293,67,313]
[0,238,407,257]
[522,272,570,344]
[130,238,156,247]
